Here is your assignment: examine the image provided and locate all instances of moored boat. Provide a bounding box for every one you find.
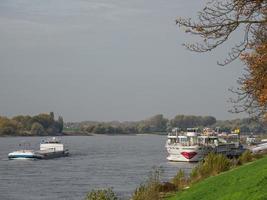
[166,128,212,162]
[166,128,245,162]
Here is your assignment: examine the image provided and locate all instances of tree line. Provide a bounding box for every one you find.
[65,114,266,135]
[0,112,63,136]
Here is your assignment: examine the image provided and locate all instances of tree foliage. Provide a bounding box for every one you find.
[176,0,267,119]
[170,115,216,129]
[0,112,64,136]
[214,117,267,133]
[68,114,266,135]
[234,37,267,118]
[31,122,45,136]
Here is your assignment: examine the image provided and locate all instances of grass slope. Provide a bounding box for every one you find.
[168,156,267,200]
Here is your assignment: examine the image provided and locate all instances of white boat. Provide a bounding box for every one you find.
[166,128,245,162]
[8,150,41,160]
[166,128,210,162]
[8,137,69,160]
[250,141,267,153]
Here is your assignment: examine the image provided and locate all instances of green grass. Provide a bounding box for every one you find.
[167,156,267,200]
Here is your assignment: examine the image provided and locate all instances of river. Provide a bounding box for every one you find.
[0,135,195,200]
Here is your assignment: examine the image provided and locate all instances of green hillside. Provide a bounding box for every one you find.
[168,156,267,200]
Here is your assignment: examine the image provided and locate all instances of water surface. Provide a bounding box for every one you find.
[0,135,194,200]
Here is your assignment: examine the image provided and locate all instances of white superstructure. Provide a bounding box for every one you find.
[40,137,64,152]
[166,128,245,162]
[166,128,212,162]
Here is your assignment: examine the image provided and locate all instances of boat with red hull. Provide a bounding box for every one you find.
[166,128,245,162]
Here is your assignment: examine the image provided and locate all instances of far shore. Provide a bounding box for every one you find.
[0,132,168,137]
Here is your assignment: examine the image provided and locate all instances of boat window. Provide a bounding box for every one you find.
[198,137,206,144]
[189,136,198,146]
[180,137,188,145]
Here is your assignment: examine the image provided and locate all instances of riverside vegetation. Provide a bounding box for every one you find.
[85,151,267,200]
[65,114,267,135]
[1,113,266,136]
[0,112,63,136]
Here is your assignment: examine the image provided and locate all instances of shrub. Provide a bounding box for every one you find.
[172,169,187,190]
[85,188,119,200]
[190,163,203,183]
[238,150,253,165]
[158,182,176,192]
[190,153,231,182]
[231,157,239,167]
[131,167,163,200]
[252,152,264,160]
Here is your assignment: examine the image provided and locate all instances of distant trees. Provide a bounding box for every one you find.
[80,114,216,134]
[77,114,266,135]
[137,114,168,133]
[82,123,136,135]
[0,112,64,136]
[57,116,64,133]
[31,122,45,136]
[170,115,216,130]
[80,114,168,135]
[2,113,264,136]
[0,116,18,135]
[214,118,266,134]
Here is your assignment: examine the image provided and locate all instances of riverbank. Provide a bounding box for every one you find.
[167,155,267,200]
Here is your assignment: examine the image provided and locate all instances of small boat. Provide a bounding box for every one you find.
[8,137,69,160]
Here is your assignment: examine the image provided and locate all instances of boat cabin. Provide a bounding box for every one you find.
[40,137,64,151]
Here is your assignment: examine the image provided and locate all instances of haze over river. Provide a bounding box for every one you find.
[0,135,195,200]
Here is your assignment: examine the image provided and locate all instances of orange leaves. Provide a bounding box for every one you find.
[241,41,267,112]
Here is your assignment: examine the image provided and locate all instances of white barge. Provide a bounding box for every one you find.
[8,137,69,160]
[166,128,245,162]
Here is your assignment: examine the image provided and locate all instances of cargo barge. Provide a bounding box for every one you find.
[8,137,69,160]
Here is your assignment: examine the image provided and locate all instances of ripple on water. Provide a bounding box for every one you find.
[0,135,195,200]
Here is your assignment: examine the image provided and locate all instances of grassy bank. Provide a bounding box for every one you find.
[167,155,267,200]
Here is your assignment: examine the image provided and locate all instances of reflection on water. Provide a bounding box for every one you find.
[0,135,195,200]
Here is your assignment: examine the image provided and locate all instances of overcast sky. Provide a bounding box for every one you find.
[0,0,247,122]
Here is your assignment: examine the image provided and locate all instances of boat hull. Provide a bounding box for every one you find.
[166,145,210,162]
[35,150,69,159]
[8,150,69,160]
[8,150,42,160]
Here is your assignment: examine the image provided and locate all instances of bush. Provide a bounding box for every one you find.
[172,169,187,190]
[131,167,163,200]
[85,188,119,200]
[252,152,264,160]
[158,182,176,193]
[190,153,231,182]
[238,150,253,165]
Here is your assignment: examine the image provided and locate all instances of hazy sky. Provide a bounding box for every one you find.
[0,0,247,122]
